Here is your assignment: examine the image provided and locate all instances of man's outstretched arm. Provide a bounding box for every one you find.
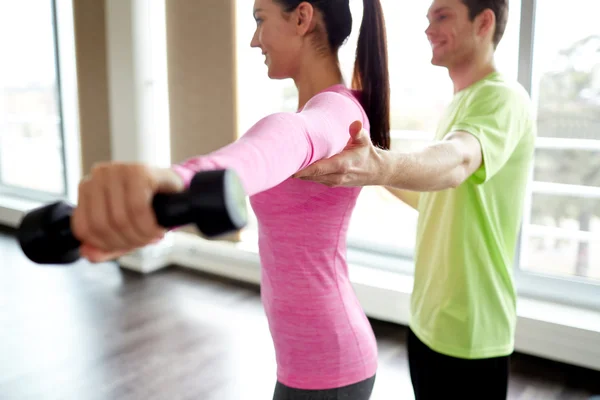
[379,130,483,191]
[293,120,483,192]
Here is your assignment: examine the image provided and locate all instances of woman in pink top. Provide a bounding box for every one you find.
[71,0,390,398]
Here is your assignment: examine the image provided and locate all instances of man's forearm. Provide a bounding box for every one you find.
[377,140,472,191]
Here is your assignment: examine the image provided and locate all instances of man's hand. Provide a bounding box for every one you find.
[293,120,387,187]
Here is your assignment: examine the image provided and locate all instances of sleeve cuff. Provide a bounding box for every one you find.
[450,123,489,185]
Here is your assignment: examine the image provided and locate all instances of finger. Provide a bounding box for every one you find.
[105,166,146,249]
[293,155,347,179]
[88,166,133,251]
[152,167,185,193]
[80,244,131,264]
[292,162,326,179]
[349,120,363,138]
[71,177,88,242]
[352,129,371,146]
[89,168,125,251]
[125,173,166,243]
[73,179,106,250]
[298,173,346,187]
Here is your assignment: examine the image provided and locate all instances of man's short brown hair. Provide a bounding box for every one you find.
[461,0,509,48]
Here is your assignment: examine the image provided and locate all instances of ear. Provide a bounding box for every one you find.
[475,9,496,42]
[294,2,316,36]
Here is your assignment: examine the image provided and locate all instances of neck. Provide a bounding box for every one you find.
[294,54,344,110]
[448,46,496,93]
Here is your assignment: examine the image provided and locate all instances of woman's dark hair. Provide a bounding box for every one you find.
[276,0,390,150]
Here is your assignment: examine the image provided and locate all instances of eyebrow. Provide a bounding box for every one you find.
[427,6,451,18]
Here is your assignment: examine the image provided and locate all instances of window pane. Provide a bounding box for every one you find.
[532,0,600,141]
[538,109,600,141]
[0,0,66,195]
[521,193,600,281]
[529,193,599,235]
[521,234,600,281]
[347,187,418,256]
[534,148,600,187]
[0,122,64,193]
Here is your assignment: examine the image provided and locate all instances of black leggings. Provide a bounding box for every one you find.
[272,375,376,400]
[407,328,510,400]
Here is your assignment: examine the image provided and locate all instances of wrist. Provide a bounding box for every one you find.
[374,148,395,187]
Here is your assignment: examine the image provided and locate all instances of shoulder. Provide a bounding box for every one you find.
[306,87,362,108]
[302,85,369,129]
[466,74,532,108]
[461,74,536,123]
[456,74,537,142]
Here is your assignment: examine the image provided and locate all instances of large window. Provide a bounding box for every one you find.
[0,0,68,198]
[235,0,519,262]
[235,1,600,306]
[518,0,600,283]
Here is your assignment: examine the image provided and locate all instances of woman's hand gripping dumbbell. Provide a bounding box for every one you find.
[17,164,248,265]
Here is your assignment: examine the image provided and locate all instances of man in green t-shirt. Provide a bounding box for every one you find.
[294,0,536,398]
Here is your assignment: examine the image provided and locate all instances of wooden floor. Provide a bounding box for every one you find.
[1,227,599,400]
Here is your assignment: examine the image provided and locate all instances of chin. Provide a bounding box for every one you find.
[267,72,284,80]
[266,68,288,80]
[430,55,448,68]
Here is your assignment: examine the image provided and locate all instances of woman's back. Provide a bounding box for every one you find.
[250,85,377,390]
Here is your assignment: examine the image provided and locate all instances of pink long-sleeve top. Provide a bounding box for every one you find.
[172,84,378,390]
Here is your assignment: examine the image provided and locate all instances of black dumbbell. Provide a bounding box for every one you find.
[17,169,248,265]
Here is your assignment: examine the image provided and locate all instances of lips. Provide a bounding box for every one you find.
[430,41,446,50]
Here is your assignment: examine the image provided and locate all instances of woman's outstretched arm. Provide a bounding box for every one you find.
[172,91,366,197]
[71,90,367,262]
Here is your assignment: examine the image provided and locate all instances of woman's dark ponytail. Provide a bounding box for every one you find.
[276,0,390,149]
[352,0,390,150]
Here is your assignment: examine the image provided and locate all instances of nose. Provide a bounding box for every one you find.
[250,28,260,48]
[424,23,435,41]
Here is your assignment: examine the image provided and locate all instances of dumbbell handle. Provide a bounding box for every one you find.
[33,191,212,249]
[17,169,248,265]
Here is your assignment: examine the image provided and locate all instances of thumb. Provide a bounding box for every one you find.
[153,167,185,193]
[80,243,130,263]
[348,120,370,145]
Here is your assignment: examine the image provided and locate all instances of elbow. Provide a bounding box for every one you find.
[446,141,476,189]
[447,167,468,189]
[447,152,472,189]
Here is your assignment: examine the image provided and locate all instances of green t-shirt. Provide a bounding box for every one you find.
[409,72,537,359]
